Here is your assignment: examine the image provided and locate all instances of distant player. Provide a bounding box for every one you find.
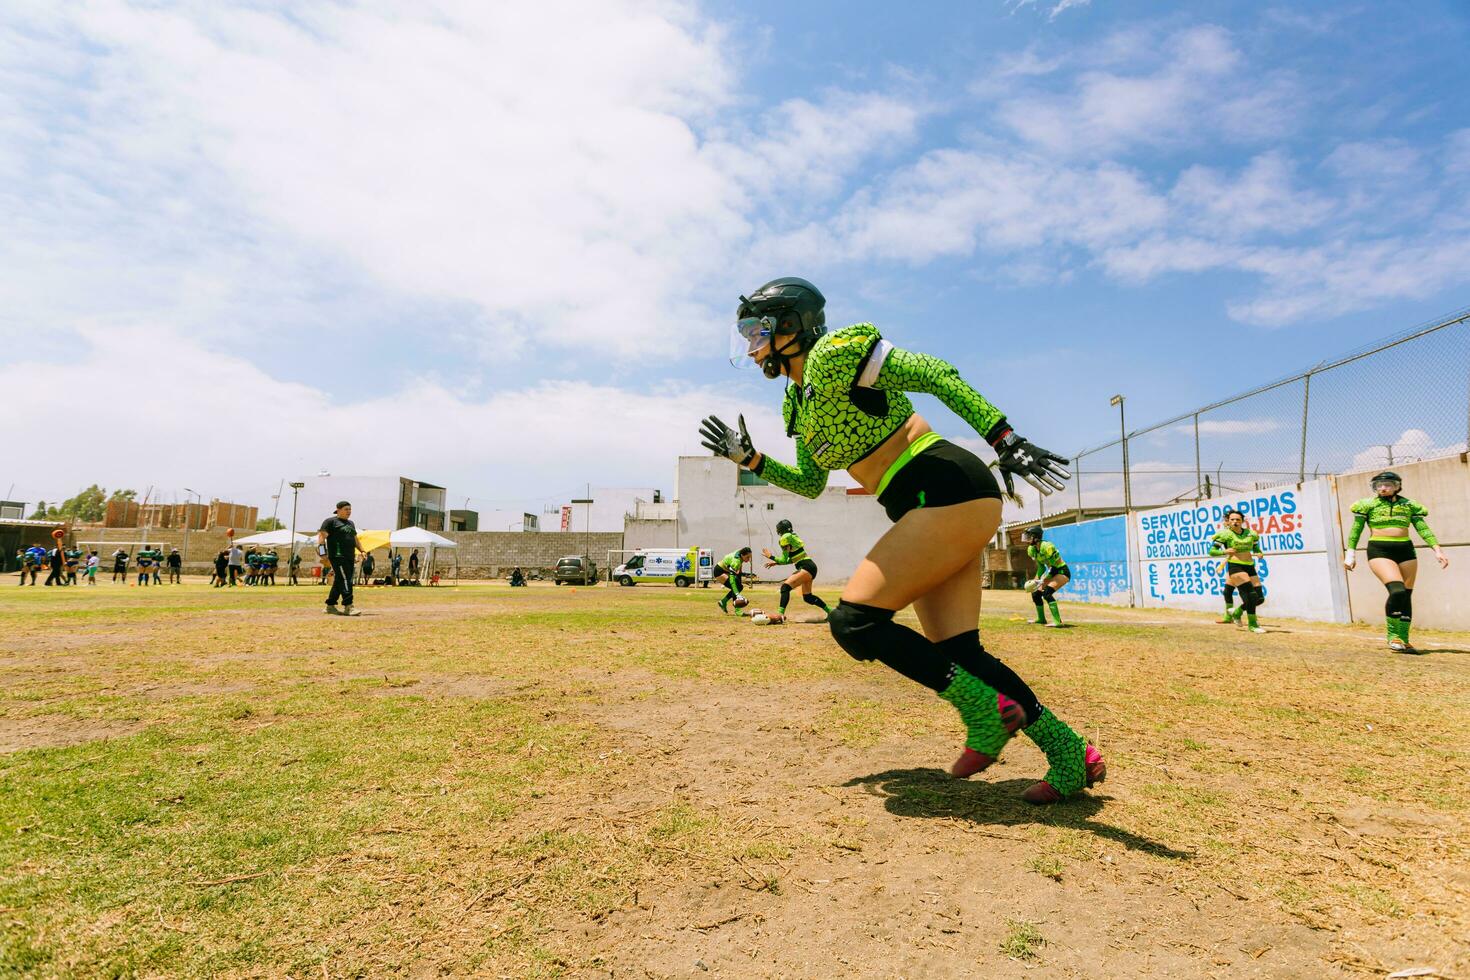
[1021,527,1069,627]
[1209,510,1265,633]
[135,545,153,587]
[1343,471,1448,653]
[713,547,753,613]
[85,551,99,585]
[761,519,831,624]
[111,548,128,582]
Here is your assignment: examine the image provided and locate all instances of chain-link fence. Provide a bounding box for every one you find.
[1051,306,1470,519]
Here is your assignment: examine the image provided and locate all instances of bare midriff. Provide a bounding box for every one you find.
[848,413,934,494]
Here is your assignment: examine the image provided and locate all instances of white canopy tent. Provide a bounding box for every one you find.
[234,529,316,546]
[386,526,457,584]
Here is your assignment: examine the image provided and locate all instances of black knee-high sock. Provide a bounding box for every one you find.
[934,631,1042,724]
[779,583,792,611]
[1403,588,1413,626]
[803,592,829,610]
[1385,581,1407,624]
[1240,585,1259,614]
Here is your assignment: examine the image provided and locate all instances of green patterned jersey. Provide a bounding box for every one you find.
[1209,526,1262,565]
[1027,541,1065,574]
[756,324,1007,499]
[1347,496,1436,548]
[718,551,746,574]
[772,532,808,564]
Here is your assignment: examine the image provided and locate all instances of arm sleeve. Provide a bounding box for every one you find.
[1411,507,1439,548]
[873,347,1007,442]
[754,443,830,499]
[1253,537,1264,555]
[1345,515,1367,550]
[1207,534,1228,557]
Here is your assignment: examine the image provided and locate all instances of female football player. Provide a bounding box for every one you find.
[1343,471,1448,653]
[1209,509,1265,633]
[761,519,832,624]
[1020,526,1069,627]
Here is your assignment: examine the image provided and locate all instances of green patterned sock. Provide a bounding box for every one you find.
[938,667,1011,757]
[1246,612,1259,629]
[1047,601,1062,624]
[1022,708,1087,795]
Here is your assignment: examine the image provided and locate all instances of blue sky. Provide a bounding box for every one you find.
[3,0,1468,516]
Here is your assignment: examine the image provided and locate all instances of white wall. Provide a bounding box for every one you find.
[289,476,402,535]
[673,456,891,583]
[564,487,660,533]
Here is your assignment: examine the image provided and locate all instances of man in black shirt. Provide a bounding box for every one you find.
[167,548,182,584]
[318,501,366,616]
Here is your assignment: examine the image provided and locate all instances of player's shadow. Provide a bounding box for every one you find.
[843,767,1192,861]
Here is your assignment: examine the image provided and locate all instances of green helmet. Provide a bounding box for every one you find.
[733,277,827,379]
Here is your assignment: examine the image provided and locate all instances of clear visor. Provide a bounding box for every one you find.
[730,316,775,368]
[1372,479,1401,492]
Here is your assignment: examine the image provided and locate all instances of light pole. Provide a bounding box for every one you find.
[1110,394,1131,512]
[289,482,305,585]
[571,488,594,584]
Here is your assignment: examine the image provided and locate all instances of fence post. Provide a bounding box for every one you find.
[1075,451,1083,517]
[1298,372,1312,484]
[1193,413,1202,501]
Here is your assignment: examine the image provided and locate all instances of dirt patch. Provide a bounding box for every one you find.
[0,715,147,754]
[361,675,527,699]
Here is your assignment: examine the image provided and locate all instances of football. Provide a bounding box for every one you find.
[51,528,66,541]
[750,612,771,625]
[732,596,749,608]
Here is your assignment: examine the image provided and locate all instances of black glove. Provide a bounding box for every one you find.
[699,414,757,466]
[987,423,1071,499]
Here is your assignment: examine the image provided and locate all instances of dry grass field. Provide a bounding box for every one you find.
[2,579,1467,978]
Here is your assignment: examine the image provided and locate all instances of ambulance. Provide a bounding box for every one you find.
[612,547,714,587]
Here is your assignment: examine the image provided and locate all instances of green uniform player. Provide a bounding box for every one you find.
[1343,471,1448,652]
[761,520,832,623]
[1021,527,1070,626]
[714,547,752,613]
[1209,511,1266,632]
[699,277,1102,804]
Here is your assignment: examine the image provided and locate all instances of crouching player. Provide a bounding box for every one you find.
[761,519,832,624]
[1210,510,1265,633]
[713,547,752,614]
[1020,526,1069,627]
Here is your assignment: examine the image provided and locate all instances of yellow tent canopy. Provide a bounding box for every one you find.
[355,529,393,553]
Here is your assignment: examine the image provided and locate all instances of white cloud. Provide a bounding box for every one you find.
[995,25,1297,156]
[1349,429,1467,472]
[1172,152,1332,238]
[0,326,809,510]
[0,1,922,360]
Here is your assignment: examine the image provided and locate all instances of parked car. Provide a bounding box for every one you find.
[554,556,598,585]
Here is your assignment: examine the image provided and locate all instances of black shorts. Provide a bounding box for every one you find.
[877,440,1002,523]
[1045,565,1071,580]
[1225,561,1257,577]
[793,558,818,580]
[1366,539,1417,564]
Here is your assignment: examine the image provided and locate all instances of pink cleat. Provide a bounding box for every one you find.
[1022,745,1107,804]
[949,694,1027,778]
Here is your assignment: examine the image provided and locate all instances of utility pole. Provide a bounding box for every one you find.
[289,482,305,584]
[571,485,595,584]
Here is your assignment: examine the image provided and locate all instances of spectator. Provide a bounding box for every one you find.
[390,550,402,584]
[212,550,228,588]
[360,551,375,587]
[318,501,366,616]
[64,547,81,585]
[408,549,421,581]
[288,550,301,585]
[509,566,526,587]
[85,550,99,585]
[112,548,128,582]
[227,542,244,586]
[44,546,66,587]
[167,547,182,584]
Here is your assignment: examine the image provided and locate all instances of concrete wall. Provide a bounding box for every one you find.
[624,519,680,550]
[1334,454,1470,629]
[673,456,891,584]
[438,530,624,579]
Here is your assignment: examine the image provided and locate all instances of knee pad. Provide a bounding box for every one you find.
[779,583,792,607]
[828,600,895,662]
[1030,589,1045,606]
[1249,584,1265,608]
[803,592,825,606]
[1041,586,1057,601]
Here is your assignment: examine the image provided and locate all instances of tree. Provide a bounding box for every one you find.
[109,489,138,502]
[29,501,49,520]
[255,517,285,532]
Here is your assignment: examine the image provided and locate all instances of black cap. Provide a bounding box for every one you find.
[336,500,351,509]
